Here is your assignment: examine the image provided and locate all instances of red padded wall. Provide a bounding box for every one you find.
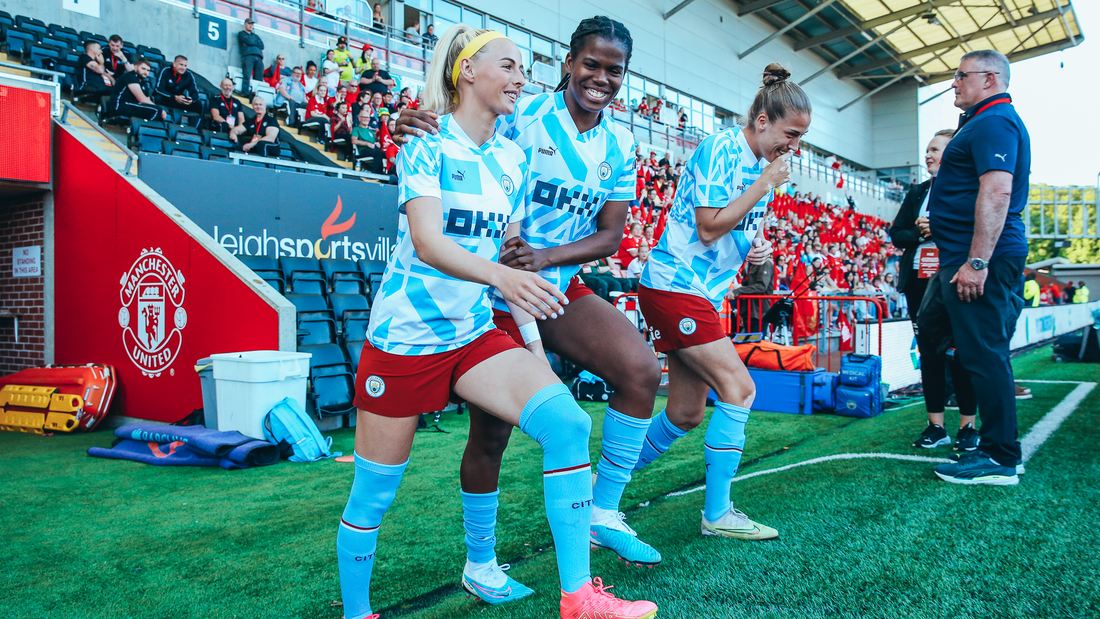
[0,86,51,183]
[53,130,280,422]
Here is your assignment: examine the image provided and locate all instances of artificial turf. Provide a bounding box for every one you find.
[1,346,1097,619]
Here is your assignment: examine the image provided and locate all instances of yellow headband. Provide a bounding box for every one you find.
[450,31,507,102]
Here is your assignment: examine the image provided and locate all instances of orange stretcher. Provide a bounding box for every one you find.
[0,364,117,433]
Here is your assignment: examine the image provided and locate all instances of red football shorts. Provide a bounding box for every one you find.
[353,329,521,417]
[637,285,727,353]
[492,276,595,343]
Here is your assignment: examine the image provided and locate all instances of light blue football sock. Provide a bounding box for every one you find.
[593,407,651,511]
[519,383,593,594]
[634,409,688,471]
[337,453,408,619]
[461,489,499,565]
[703,401,751,522]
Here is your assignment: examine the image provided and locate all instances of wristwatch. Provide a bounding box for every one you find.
[968,257,989,271]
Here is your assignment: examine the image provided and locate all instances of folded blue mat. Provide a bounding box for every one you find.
[88,423,280,470]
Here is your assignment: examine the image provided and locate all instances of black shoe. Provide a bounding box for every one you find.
[913,422,951,449]
[949,452,1024,475]
[934,450,1019,485]
[953,423,979,451]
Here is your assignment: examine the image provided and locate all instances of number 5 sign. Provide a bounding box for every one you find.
[199,13,228,50]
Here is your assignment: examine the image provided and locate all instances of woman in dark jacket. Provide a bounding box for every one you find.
[890,129,978,452]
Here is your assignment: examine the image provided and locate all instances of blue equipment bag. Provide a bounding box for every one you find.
[263,397,340,463]
[812,372,837,413]
[838,354,882,387]
[834,384,882,418]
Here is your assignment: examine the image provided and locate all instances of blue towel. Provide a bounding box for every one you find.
[88,423,280,470]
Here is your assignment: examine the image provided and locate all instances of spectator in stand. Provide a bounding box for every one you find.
[276,66,307,126]
[643,224,655,249]
[231,95,280,157]
[617,222,646,270]
[154,55,203,115]
[329,100,354,142]
[322,49,341,94]
[626,244,650,278]
[210,77,245,133]
[108,58,166,121]
[353,46,374,78]
[371,3,385,34]
[1074,281,1090,303]
[305,0,321,12]
[349,109,385,174]
[329,84,349,114]
[422,24,437,48]
[1023,271,1040,307]
[238,18,264,97]
[637,98,649,117]
[1063,281,1076,304]
[333,36,356,86]
[75,41,113,96]
[359,61,396,96]
[405,21,421,43]
[302,61,319,92]
[350,89,369,120]
[263,54,289,88]
[377,110,398,174]
[727,255,775,332]
[104,35,133,82]
[302,81,333,136]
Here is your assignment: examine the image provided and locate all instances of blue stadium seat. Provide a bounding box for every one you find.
[298,318,337,346]
[202,146,232,162]
[175,126,204,146]
[28,43,62,71]
[134,127,171,154]
[342,314,370,343]
[3,27,39,57]
[239,255,280,273]
[14,16,47,37]
[0,11,13,30]
[203,130,235,150]
[47,24,80,46]
[321,258,362,283]
[299,343,356,416]
[285,293,335,324]
[331,279,367,296]
[344,340,365,367]
[291,279,326,296]
[39,35,74,52]
[261,277,284,294]
[162,140,202,159]
[280,257,327,291]
[136,45,165,63]
[78,32,107,47]
[329,294,370,323]
[121,41,137,58]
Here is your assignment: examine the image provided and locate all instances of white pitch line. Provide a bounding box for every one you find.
[657,381,1096,500]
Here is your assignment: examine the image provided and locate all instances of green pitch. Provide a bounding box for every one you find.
[1,346,1097,619]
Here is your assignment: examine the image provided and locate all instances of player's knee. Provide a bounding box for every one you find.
[556,404,593,445]
[607,353,662,398]
[668,406,705,431]
[718,383,756,409]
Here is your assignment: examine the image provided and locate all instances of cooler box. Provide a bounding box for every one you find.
[195,357,218,431]
[742,368,822,415]
[210,351,311,440]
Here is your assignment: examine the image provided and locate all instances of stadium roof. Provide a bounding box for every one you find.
[665,0,1084,110]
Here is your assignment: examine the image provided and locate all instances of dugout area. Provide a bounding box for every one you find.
[1,346,1097,619]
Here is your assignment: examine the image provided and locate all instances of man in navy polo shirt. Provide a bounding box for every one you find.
[928,50,1029,486]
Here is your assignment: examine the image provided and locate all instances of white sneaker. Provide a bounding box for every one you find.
[701,507,779,540]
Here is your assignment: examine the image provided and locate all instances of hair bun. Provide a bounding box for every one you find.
[762,63,792,87]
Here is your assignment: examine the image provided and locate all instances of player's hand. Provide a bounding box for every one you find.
[393,109,439,144]
[500,237,550,272]
[950,263,987,303]
[916,216,931,239]
[760,151,793,190]
[494,267,566,320]
[746,238,773,265]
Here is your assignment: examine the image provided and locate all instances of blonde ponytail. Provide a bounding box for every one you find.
[421,24,492,115]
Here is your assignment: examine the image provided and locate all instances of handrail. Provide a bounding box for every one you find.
[0,66,63,117]
[228,151,390,181]
[0,60,64,81]
[59,101,140,175]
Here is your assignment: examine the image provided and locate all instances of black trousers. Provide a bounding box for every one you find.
[241,141,280,157]
[155,94,204,116]
[940,256,1025,467]
[241,56,263,94]
[905,274,976,416]
[112,101,162,121]
[350,145,385,174]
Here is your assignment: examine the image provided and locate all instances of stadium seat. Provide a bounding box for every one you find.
[262,277,285,294]
[239,255,280,273]
[278,144,297,161]
[285,293,335,324]
[201,146,232,161]
[299,343,356,416]
[301,342,348,373]
[14,16,47,38]
[28,43,62,71]
[343,314,370,343]
[291,278,326,296]
[47,24,80,46]
[331,279,367,296]
[175,126,204,146]
[162,140,202,159]
[0,11,13,30]
[136,45,165,63]
[54,60,77,89]
[240,159,270,169]
[128,119,170,151]
[357,260,386,300]
[203,131,235,150]
[3,27,39,57]
[40,35,74,51]
[344,340,365,367]
[253,83,276,107]
[329,294,370,337]
[321,258,363,283]
[78,32,107,47]
[280,257,327,288]
[298,318,338,346]
[122,41,137,58]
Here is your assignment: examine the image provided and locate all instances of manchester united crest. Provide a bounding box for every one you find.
[119,248,187,377]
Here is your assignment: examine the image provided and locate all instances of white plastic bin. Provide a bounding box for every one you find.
[210,350,311,440]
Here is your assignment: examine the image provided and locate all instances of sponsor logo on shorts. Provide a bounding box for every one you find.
[647,326,661,340]
[365,375,386,397]
[500,174,514,196]
[679,317,697,335]
[597,161,612,181]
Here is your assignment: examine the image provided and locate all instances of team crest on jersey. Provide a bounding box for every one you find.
[118,248,187,377]
[678,317,697,335]
[500,174,514,196]
[597,161,613,181]
[365,375,386,397]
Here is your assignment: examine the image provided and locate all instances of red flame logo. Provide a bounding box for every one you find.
[321,196,356,239]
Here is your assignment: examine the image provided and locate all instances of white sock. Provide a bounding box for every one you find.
[464,559,507,588]
[591,505,617,527]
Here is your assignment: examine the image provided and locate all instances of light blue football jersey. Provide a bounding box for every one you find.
[640,126,771,309]
[367,114,527,355]
[491,92,636,311]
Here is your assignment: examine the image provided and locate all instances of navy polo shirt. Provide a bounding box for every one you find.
[928,93,1031,267]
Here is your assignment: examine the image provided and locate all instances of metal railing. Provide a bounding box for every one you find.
[59,100,140,175]
[228,151,390,181]
[1026,184,1099,239]
[0,61,63,117]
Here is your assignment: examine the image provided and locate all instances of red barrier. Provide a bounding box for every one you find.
[732,294,886,372]
[52,129,284,423]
